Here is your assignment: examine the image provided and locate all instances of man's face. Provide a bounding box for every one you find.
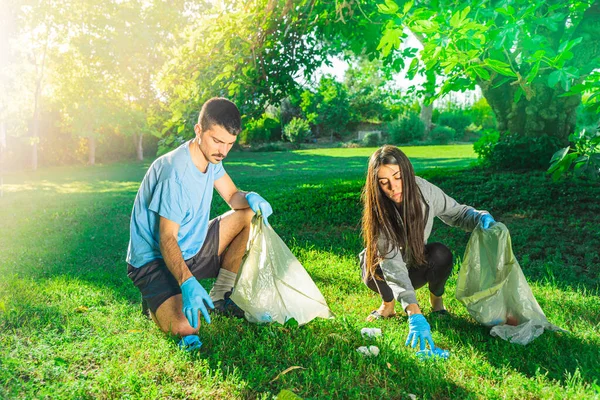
[377,164,403,205]
[195,124,237,164]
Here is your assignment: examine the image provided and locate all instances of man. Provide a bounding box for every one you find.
[126,98,272,351]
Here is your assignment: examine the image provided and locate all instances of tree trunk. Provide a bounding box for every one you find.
[136,133,143,161]
[420,102,433,135]
[88,137,96,165]
[480,80,580,145]
[32,110,39,171]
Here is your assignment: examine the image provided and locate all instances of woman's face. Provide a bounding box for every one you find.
[377,163,403,204]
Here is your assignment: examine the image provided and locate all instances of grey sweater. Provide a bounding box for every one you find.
[377,176,489,310]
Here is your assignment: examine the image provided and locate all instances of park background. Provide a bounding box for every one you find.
[1,0,599,399]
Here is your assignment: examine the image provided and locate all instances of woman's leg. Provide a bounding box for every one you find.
[409,242,453,311]
[360,249,396,319]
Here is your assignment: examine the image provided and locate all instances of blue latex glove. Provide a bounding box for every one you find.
[245,192,273,226]
[416,347,450,360]
[181,276,214,328]
[178,334,203,352]
[480,214,496,229]
[405,314,435,351]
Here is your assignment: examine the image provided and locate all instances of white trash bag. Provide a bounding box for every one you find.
[230,216,334,325]
[456,222,564,345]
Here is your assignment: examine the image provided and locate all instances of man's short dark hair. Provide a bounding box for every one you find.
[198,98,242,135]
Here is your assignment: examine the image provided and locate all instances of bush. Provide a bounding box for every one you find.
[473,130,500,164]
[548,129,600,181]
[283,118,311,148]
[387,112,425,144]
[438,111,471,137]
[250,142,289,152]
[239,115,281,145]
[429,125,456,144]
[362,132,381,147]
[488,133,563,171]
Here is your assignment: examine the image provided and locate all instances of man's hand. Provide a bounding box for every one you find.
[181,276,214,328]
[245,192,273,226]
[480,214,496,229]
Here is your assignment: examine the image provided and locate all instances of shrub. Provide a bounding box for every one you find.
[473,129,500,164]
[239,115,281,145]
[438,111,471,137]
[429,125,456,144]
[548,129,600,181]
[387,112,425,144]
[488,133,563,171]
[250,142,289,152]
[283,118,311,148]
[362,132,381,147]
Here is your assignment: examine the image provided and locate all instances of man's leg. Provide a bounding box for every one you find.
[152,294,199,336]
[209,208,254,302]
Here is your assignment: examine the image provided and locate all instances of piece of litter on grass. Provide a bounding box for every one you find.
[356,345,380,357]
[408,394,417,400]
[74,306,89,313]
[270,366,305,383]
[360,327,382,338]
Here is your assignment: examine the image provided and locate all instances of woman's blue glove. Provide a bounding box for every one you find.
[405,314,435,351]
[245,192,273,226]
[181,276,214,328]
[480,214,496,229]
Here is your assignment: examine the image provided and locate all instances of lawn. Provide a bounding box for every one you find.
[0,144,598,399]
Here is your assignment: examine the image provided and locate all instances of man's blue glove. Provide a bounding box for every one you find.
[480,214,495,229]
[178,334,203,352]
[405,314,435,351]
[245,192,273,226]
[181,276,214,328]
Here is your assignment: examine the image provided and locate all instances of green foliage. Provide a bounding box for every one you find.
[387,112,425,144]
[488,133,563,171]
[300,77,352,138]
[362,132,381,147]
[473,130,500,164]
[429,125,456,144]
[283,118,311,148]
[240,115,281,145]
[548,130,600,181]
[438,112,471,137]
[376,2,599,104]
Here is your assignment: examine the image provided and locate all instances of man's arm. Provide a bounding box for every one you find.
[159,216,192,285]
[214,173,250,210]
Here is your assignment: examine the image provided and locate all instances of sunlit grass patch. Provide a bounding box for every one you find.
[1,146,598,399]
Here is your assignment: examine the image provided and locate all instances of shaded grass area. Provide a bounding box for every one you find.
[1,145,599,399]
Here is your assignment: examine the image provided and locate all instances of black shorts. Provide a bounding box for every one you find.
[127,217,221,314]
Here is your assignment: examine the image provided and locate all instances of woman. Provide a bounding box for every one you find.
[360,145,495,355]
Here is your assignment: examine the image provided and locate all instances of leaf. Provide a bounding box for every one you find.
[270,366,305,383]
[558,37,583,53]
[548,70,563,88]
[402,0,413,15]
[377,0,399,15]
[549,146,570,164]
[472,65,490,80]
[275,389,303,400]
[514,87,524,103]
[407,58,419,80]
[484,59,516,77]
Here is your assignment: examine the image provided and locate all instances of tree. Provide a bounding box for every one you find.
[376,0,600,144]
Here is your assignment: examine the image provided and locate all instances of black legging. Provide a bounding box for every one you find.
[362,242,453,303]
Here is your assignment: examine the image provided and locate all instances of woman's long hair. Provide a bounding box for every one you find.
[361,145,426,279]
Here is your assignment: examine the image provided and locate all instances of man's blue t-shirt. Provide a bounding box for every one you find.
[126,140,226,268]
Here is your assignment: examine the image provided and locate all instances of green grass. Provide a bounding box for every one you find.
[1,144,599,399]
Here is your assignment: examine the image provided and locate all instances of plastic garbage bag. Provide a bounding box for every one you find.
[229,216,334,325]
[456,222,564,345]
